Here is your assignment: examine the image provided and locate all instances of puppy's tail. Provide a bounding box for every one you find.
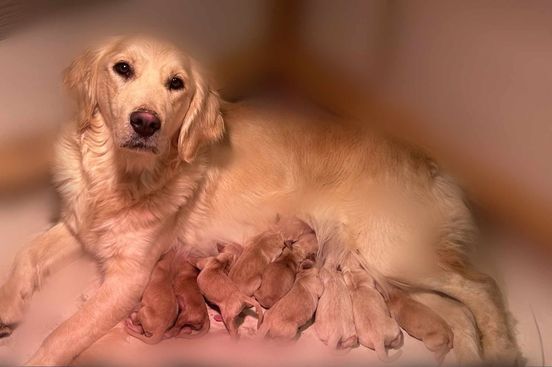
[375,341,403,363]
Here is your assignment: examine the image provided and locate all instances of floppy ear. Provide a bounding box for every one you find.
[178,64,225,163]
[63,47,105,130]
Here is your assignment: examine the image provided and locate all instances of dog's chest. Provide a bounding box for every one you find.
[74,198,164,258]
[72,177,195,260]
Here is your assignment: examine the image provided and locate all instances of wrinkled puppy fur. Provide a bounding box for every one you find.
[314,267,358,351]
[228,231,286,296]
[125,250,178,344]
[254,232,319,308]
[165,253,209,339]
[389,287,454,364]
[259,265,323,340]
[342,257,403,362]
[195,252,263,337]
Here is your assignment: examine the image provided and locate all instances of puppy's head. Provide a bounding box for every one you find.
[64,36,224,163]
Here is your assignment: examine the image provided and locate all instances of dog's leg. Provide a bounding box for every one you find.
[25,255,156,366]
[0,222,81,336]
[417,269,521,364]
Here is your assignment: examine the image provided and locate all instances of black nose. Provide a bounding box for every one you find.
[129,111,161,138]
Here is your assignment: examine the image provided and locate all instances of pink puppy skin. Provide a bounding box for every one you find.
[125,250,178,344]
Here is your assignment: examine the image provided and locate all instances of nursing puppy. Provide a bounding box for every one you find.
[314,267,357,351]
[255,232,318,308]
[228,232,285,297]
[258,263,323,340]
[254,247,299,308]
[125,250,178,344]
[165,255,209,339]
[196,252,263,337]
[389,288,453,364]
[342,260,403,362]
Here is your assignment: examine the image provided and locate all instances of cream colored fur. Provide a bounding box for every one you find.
[0,36,520,365]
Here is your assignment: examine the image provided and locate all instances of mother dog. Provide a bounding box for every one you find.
[0,36,519,365]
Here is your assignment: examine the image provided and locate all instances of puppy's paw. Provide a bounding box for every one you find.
[0,323,14,338]
[339,334,358,349]
[125,313,145,336]
[425,333,453,365]
[387,326,404,350]
[0,287,24,337]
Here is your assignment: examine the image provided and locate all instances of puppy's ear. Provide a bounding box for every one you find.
[216,243,226,254]
[178,63,224,163]
[63,47,106,130]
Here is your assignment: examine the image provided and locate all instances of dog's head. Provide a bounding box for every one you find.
[64,36,224,163]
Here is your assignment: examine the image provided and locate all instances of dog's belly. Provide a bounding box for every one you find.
[178,103,467,279]
[180,178,442,280]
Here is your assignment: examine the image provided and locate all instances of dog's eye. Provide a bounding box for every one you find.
[168,76,184,91]
[113,62,133,79]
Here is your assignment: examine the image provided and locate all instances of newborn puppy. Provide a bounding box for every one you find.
[314,267,358,351]
[230,217,314,297]
[125,250,178,344]
[254,247,299,308]
[258,264,323,340]
[196,252,263,337]
[165,257,210,339]
[389,288,454,364]
[342,263,403,362]
[255,232,319,308]
[228,231,286,296]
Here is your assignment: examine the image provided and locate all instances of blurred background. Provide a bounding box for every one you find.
[0,0,551,364]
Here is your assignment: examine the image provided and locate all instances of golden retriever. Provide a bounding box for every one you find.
[0,36,520,365]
